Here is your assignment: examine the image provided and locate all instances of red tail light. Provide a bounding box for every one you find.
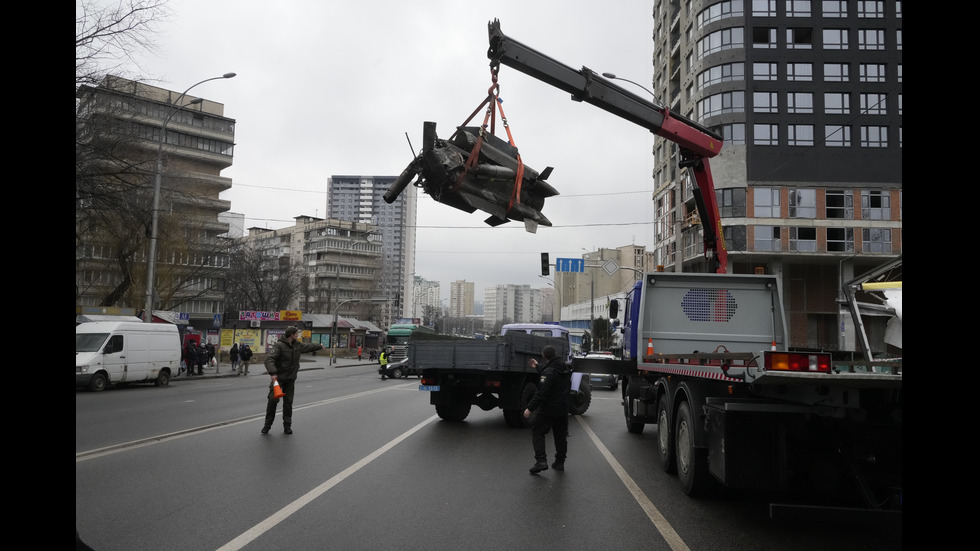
[765,352,832,373]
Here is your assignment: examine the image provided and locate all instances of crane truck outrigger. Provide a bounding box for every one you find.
[487,20,901,517]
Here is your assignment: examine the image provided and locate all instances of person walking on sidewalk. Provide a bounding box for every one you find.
[261,327,324,435]
[523,345,571,474]
[230,343,240,374]
[240,344,253,375]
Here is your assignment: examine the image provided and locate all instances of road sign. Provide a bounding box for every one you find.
[555,258,584,273]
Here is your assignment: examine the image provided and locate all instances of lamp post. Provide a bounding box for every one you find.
[601,72,661,106]
[143,73,236,323]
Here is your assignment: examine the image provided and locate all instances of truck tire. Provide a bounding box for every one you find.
[435,402,471,422]
[623,378,645,434]
[657,395,676,473]
[88,372,107,392]
[569,382,591,415]
[155,370,171,387]
[504,381,538,428]
[675,400,711,495]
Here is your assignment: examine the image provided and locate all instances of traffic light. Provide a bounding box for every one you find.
[541,253,550,276]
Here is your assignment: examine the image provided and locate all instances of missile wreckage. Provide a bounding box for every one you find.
[384,121,557,233]
[384,60,559,236]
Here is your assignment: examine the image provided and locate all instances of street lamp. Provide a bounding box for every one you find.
[143,73,236,323]
[601,72,661,107]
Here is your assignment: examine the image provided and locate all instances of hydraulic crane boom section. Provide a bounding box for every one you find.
[487,20,729,273]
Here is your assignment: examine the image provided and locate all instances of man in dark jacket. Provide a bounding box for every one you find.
[523,345,571,474]
[261,327,324,435]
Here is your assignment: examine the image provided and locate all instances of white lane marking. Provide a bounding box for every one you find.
[217,414,439,551]
[574,415,692,551]
[75,386,410,462]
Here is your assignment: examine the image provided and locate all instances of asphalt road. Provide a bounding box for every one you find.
[76,355,901,550]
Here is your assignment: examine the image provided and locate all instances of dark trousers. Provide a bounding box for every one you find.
[531,412,568,463]
[264,379,296,427]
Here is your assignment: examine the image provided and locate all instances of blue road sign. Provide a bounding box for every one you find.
[555,257,585,273]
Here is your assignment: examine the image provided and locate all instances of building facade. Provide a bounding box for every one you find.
[244,216,383,321]
[327,176,417,324]
[449,280,475,318]
[483,284,546,329]
[649,0,902,350]
[76,75,236,321]
[412,275,441,323]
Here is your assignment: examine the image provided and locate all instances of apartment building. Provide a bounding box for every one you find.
[327,176,417,322]
[75,75,236,320]
[245,216,382,319]
[449,280,476,319]
[412,275,441,323]
[650,0,901,350]
[484,284,546,329]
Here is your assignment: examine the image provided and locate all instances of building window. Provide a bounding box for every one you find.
[825,92,851,114]
[719,123,747,144]
[753,124,779,145]
[826,190,854,219]
[857,1,884,17]
[754,187,780,217]
[698,27,745,57]
[860,63,886,82]
[754,27,777,48]
[724,225,747,251]
[863,228,892,253]
[789,227,817,251]
[789,189,816,218]
[697,0,745,27]
[699,91,745,118]
[860,125,888,148]
[823,29,849,49]
[754,226,781,251]
[754,92,779,113]
[827,227,854,252]
[752,0,776,16]
[786,1,812,16]
[861,190,891,219]
[787,92,814,113]
[860,93,888,115]
[786,27,813,48]
[787,62,813,81]
[858,29,885,50]
[824,62,850,82]
[698,62,745,88]
[822,0,847,17]
[717,188,746,217]
[753,62,778,81]
[787,124,814,146]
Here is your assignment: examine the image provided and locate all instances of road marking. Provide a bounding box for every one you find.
[575,415,691,551]
[75,386,408,462]
[217,414,439,551]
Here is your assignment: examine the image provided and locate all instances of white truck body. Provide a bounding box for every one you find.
[75,322,181,391]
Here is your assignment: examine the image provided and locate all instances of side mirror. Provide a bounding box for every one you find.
[609,299,619,319]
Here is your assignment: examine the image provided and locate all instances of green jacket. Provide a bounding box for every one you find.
[264,338,323,380]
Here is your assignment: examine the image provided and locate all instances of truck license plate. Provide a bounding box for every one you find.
[419,385,440,392]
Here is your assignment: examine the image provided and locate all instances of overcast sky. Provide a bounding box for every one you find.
[123,0,658,301]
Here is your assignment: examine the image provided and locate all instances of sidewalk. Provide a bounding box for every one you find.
[172,355,378,381]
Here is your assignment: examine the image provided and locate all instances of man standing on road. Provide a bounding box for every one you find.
[379,348,388,380]
[262,327,324,435]
[523,345,571,474]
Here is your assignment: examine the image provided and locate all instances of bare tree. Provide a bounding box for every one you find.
[76,0,171,89]
[223,244,305,312]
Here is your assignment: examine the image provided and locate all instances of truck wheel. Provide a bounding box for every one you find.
[657,395,676,473]
[435,402,471,422]
[623,379,644,434]
[88,373,107,392]
[155,370,171,387]
[569,382,592,415]
[504,381,538,428]
[675,400,711,495]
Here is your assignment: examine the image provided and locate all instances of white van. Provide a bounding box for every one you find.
[76,322,182,391]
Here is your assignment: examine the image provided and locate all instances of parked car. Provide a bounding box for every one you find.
[585,352,618,390]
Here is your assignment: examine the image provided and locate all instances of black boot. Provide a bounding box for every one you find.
[529,462,549,474]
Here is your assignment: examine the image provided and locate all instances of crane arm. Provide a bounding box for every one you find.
[486,19,728,273]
